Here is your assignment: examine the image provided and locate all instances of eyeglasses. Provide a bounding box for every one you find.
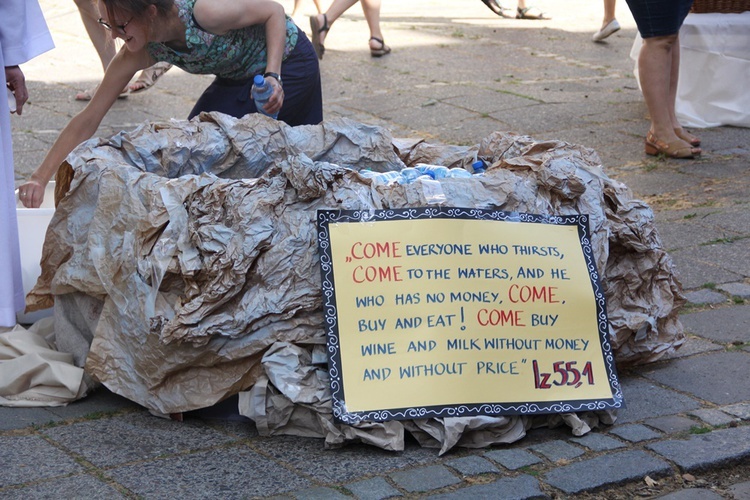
[98,16,134,35]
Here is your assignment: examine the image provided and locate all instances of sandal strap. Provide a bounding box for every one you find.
[369,36,385,48]
[319,13,329,33]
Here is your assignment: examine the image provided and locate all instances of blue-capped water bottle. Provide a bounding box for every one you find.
[251,74,279,119]
[472,160,486,175]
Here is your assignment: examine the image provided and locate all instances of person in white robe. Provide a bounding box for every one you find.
[0,0,54,327]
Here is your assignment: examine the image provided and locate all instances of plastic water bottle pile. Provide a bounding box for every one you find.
[360,161,486,186]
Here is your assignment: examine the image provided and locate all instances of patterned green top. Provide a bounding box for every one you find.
[147,0,298,80]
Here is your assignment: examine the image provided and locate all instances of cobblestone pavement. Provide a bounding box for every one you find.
[3,0,749,498]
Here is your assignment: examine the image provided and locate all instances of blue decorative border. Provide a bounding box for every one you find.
[317,207,624,424]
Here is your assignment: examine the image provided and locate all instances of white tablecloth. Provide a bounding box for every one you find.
[630,12,750,128]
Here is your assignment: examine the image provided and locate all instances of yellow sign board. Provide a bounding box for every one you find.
[317,208,623,423]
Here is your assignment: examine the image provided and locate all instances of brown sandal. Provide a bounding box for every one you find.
[369,37,391,57]
[129,62,172,94]
[674,127,701,147]
[645,131,700,159]
[309,13,329,60]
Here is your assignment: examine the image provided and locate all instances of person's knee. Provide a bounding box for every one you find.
[644,34,678,50]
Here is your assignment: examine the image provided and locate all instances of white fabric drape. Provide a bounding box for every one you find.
[0,0,54,326]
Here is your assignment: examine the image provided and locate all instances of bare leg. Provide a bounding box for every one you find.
[602,0,616,27]
[74,0,116,71]
[667,36,700,144]
[313,0,358,46]
[667,35,681,129]
[361,0,386,49]
[639,35,681,141]
[639,34,698,154]
[292,0,323,16]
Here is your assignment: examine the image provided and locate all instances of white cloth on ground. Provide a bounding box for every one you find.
[0,317,88,407]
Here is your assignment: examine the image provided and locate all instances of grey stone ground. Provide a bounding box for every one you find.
[3,0,749,498]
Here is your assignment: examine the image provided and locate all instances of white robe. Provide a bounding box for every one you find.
[0,0,54,326]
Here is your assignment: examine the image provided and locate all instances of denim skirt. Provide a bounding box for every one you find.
[625,0,694,38]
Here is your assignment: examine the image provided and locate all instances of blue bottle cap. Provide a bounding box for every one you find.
[254,74,265,86]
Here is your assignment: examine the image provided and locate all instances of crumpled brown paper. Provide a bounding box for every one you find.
[27,114,684,453]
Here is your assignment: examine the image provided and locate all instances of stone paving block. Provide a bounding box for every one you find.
[683,289,727,305]
[608,424,662,442]
[640,352,750,405]
[528,440,585,463]
[0,435,84,487]
[109,446,312,499]
[0,406,62,431]
[389,465,460,493]
[484,449,542,470]
[666,251,743,290]
[679,305,750,344]
[426,474,548,500]
[346,477,402,500]
[541,450,672,495]
[40,411,235,468]
[46,387,139,420]
[569,433,626,452]
[444,455,498,476]
[688,409,737,427]
[722,403,750,421]
[660,335,723,360]
[657,220,731,255]
[655,488,724,500]
[683,239,750,277]
[0,473,127,499]
[646,426,750,472]
[644,416,702,434]
[292,487,351,500]
[728,480,750,500]
[716,283,750,300]
[250,437,437,483]
[616,377,701,424]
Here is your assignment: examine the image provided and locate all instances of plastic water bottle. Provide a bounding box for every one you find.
[400,167,420,183]
[448,168,472,178]
[415,163,450,179]
[472,160,486,175]
[373,171,403,185]
[251,74,278,119]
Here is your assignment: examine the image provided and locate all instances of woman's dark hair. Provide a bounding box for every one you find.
[102,0,173,22]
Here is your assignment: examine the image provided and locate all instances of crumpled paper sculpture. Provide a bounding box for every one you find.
[26,114,684,453]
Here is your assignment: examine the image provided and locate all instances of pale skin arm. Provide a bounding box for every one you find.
[193,0,287,114]
[18,48,150,208]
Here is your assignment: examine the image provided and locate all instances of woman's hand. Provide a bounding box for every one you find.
[17,176,46,208]
[5,66,29,115]
[264,76,284,115]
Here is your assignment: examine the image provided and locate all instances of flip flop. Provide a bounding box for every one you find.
[516,6,549,19]
[75,84,129,101]
[480,0,515,18]
[369,37,391,57]
[309,13,329,60]
[129,62,172,94]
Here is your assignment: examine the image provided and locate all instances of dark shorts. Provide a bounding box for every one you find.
[624,0,694,38]
[188,29,323,126]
